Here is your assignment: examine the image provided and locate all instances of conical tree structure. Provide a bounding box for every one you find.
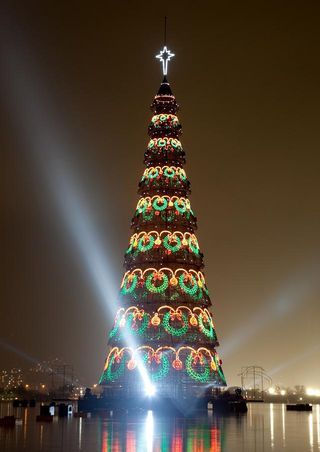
[100,74,226,397]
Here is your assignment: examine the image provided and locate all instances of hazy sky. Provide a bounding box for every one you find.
[1,1,320,387]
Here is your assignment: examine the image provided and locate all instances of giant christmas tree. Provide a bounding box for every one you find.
[99,47,226,399]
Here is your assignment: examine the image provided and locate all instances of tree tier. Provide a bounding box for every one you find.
[131,195,197,233]
[119,267,211,307]
[107,305,219,347]
[148,113,182,139]
[150,92,179,115]
[100,345,226,387]
[144,137,186,167]
[138,166,190,197]
[124,230,203,270]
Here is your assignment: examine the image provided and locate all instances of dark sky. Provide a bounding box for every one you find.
[1,1,320,387]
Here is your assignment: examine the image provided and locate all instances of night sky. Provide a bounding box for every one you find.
[1,1,320,387]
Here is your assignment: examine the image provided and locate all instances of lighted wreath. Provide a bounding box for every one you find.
[137,199,149,214]
[174,199,187,213]
[213,354,226,384]
[105,354,127,382]
[109,316,121,339]
[163,167,175,178]
[185,354,210,383]
[146,272,169,294]
[126,313,149,336]
[143,353,170,381]
[188,236,199,255]
[163,234,181,253]
[178,168,187,180]
[162,312,188,337]
[138,235,155,252]
[198,314,214,339]
[121,274,138,295]
[148,168,159,179]
[152,197,168,211]
[178,273,198,296]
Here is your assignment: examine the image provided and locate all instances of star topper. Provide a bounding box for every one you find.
[156,46,175,76]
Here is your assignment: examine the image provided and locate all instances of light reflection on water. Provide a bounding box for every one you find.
[0,403,320,451]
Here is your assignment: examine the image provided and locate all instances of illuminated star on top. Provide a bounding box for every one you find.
[156,46,175,76]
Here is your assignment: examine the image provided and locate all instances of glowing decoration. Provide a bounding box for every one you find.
[163,234,181,252]
[109,317,120,338]
[151,313,161,326]
[156,46,175,76]
[210,360,217,371]
[198,314,214,339]
[105,354,127,382]
[134,196,194,221]
[172,358,183,370]
[150,114,179,128]
[121,274,138,295]
[189,314,198,327]
[174,199,186,213]
[138,235,155,252]
[152,197,168,211]
[127,359,137,370]
[188,236,200,255]
[186,354,210,383]
[170,276,178,286]
[146,272,169,293]
[163,167,175,178]
[178,273,198,296]
[163,312,188,337]
[143,352,170,381]
[137,198,149,213]
[126,313,149,335]
[213,354,226,384]
[147,137,182,152]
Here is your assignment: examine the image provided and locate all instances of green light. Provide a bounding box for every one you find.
[198,314,214,339]
[138,235,155,252]
[146,272,169,294]
[186,354,210,383]
[178,273,198,296]
[142,210,154,221]
[143,353,170,381]
[152,197,168,211]
[163,167,175,178]
[188,237,199,255]
[163,312,188,336]
[163,234,181,253]
[121,274,138,295]
[174,199,187,213]
[137,199,148,214]
[126,313,149,335]
[109,316,120,338]
[105,354,127,382]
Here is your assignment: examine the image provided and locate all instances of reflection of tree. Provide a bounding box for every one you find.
[99,414,227,452]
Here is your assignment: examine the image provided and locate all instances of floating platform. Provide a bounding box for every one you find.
[286,404,312,412]
[78,393,247,416]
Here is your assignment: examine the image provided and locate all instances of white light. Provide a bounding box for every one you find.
[268,387,276,395]
[306,388,320,397]
[280,390,286,396]
[145,384,156,397]
[156,46,175,75]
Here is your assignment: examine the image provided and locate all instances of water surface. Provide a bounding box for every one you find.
[0,402,319,451]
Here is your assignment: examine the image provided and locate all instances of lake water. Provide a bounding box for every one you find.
[0,402,319,451]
